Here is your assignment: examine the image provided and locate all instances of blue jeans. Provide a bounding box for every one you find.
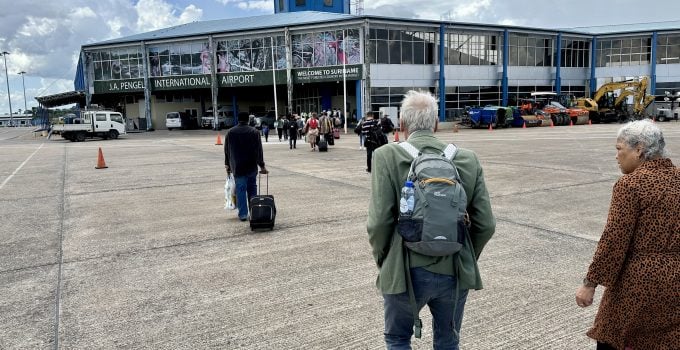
[235,171,257,219]
[383,267,469,350]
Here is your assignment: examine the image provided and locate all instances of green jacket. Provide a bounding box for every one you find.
[367,130,496,294]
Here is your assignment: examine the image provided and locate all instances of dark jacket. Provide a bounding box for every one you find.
[287,118,299,137]
[224,123,265,176]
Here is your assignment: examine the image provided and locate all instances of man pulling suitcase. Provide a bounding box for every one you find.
[224,112,269,222]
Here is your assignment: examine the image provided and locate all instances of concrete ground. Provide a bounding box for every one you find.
[0,121,678,350]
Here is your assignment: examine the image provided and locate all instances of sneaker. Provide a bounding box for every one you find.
[239,216,248,222]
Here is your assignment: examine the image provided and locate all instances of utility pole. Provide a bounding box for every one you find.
[18,71,27,115]
[1,52,13,126]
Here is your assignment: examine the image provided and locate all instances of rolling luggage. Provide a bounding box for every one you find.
[318,134,328,152]
[327,133,335,146]
[249,174,276,231]
[333,128,340,139]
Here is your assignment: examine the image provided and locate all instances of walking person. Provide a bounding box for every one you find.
[355,116,366,150]
[287,114,299,149]
[276,117,284,142]
[366,90,495,349]
[359,111,383,173]
[305,113,320,151]
[224,112,269,222]
[575,119,679,350]
[262,123,270,142]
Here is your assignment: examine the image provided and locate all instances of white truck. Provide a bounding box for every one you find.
[201,106,234,130]
[50,111,126,142]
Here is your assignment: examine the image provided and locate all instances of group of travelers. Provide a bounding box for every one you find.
[224,90,678,350]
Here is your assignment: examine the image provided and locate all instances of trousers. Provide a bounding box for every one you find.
[383,267,469,350]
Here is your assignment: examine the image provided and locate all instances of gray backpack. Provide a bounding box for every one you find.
[398,142,470,339]
[397,142,468,256]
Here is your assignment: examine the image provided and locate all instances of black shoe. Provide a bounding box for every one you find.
[239,216,248,222]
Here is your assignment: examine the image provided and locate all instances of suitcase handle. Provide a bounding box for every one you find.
[258,173,269,195]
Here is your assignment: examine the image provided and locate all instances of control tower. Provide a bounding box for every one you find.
[274,0,351,14]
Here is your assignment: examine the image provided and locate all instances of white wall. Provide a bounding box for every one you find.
[369,64,436,87]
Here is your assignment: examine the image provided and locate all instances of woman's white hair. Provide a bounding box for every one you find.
[400,90,438,132]
[617,119,669,160]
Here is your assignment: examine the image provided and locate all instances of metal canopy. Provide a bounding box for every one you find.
[35,91,86,108]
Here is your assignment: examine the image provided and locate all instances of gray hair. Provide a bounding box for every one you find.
[400,90,438,132]
[617,119,669,160]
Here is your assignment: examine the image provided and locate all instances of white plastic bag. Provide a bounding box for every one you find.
[224,174,236,210]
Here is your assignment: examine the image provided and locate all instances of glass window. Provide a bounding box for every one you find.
[296,0,305,6]
[324,0,332,6]
[96,113,107,122]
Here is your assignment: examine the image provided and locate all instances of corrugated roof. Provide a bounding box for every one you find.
[562,20,680,35]
[84,11,358,47]
[84,11,680,49]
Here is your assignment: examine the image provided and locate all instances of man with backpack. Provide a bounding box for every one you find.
[358,111,387,173]
[366,90,495,349]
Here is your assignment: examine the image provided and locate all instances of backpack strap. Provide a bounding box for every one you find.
[444,143,458,160]
[398,141,419,158]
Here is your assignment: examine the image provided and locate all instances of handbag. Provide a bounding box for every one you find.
[224,174,236,210]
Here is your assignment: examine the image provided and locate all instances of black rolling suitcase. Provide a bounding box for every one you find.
[327,133,335,146]
[249,174,276,231]
[318,134,328,152]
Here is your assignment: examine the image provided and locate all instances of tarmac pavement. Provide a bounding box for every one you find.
[0,121,679,349]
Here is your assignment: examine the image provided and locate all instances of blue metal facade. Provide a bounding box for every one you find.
[502,29,509,106]
[651,31,657,95]
[554,33,562,94]
[438,24,445,122]
[274,0,350,14]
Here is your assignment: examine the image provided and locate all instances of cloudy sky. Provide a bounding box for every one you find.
[0,0,678,114]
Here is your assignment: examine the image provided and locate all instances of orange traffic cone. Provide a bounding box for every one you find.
[453,124,459,133]
[488,123,493,132]
[522,121,527,129]
[95,147,108,169]
[588,119,592,126]
[550,119,555,127]
[393,131,400,142]
[215,133,223,145]
[569,119,574,126]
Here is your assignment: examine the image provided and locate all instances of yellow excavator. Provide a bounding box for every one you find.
[575,77,655,123]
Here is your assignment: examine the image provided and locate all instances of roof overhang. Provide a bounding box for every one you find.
[35,91,86,108]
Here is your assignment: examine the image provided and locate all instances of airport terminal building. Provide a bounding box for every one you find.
[67,0,680,129]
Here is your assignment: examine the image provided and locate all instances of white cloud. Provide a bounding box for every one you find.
[135,0,202,31]
[231,1,273,11]
[72,7,98,19]
[452,0,491,19]
[17,17,59,37]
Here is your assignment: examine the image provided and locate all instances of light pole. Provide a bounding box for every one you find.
[18,71,27,115]
[1,52,13,126]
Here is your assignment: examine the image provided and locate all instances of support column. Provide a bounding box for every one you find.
[651,31,657,95]
[363,20,371,116]
[141,42,153,130]
[355,79,362,121]
[590,36,597,97]
[80,51,92,108]
[438,24,446,122]
[555,33,562,94]
[209,35,219,130]
[285,28,293,115]
[502,29,509,106]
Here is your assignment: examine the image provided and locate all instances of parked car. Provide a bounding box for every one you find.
[166,112,183,130]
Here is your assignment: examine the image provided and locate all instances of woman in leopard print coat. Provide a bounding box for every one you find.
[575,120,679,350]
